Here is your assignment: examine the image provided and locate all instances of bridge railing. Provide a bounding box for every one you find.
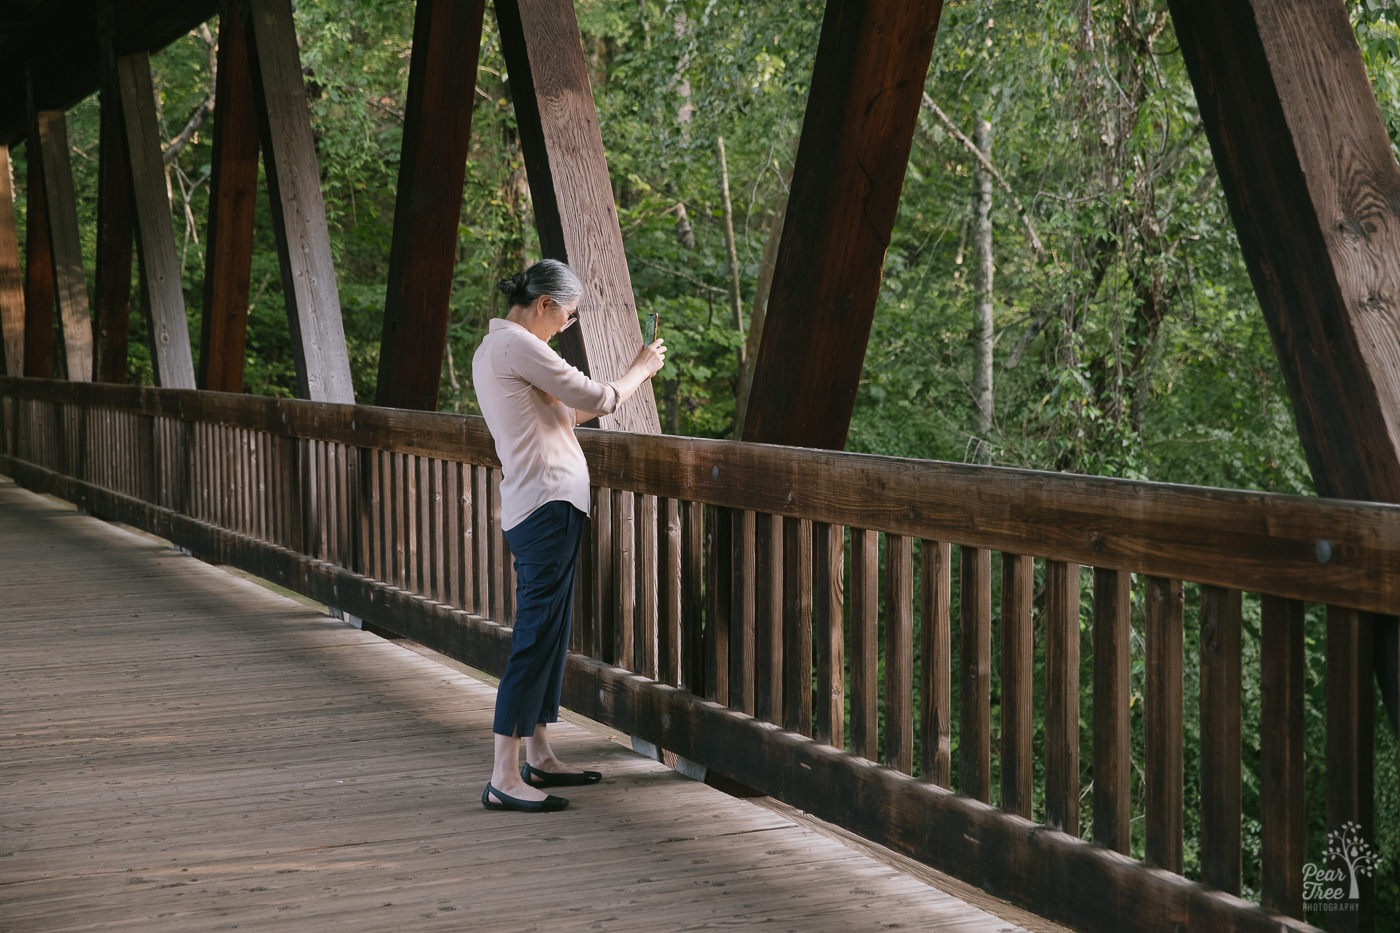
[2,376,1391,933]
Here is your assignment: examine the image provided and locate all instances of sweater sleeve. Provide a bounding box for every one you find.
[504,334,621,415]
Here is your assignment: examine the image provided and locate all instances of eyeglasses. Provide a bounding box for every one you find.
[553,299,580,333]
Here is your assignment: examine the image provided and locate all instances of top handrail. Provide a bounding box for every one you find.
[4,374,1399,614]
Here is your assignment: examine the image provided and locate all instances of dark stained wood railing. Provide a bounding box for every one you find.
[3,376,1390,933]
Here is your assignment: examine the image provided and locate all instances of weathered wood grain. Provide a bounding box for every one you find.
[246,0,354,403]
[1092,567,1131,854]
[199,0,260,394]
[35,110,94,383]
[1,479,1036,933]
[0,145,21,378]
[375,0,485,411]
[114,56,193,388]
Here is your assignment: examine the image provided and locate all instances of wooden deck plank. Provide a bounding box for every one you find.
[0,477,1046,932]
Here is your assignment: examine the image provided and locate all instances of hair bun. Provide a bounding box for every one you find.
[496,273,524,299]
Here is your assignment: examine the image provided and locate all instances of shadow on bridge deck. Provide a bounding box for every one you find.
[0,476,1059,932]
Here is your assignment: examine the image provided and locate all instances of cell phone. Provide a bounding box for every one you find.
[645,312,660,344]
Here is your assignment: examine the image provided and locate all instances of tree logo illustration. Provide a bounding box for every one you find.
[1305,821,1384,909]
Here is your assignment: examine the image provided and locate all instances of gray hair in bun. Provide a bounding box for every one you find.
[496,259,584,309]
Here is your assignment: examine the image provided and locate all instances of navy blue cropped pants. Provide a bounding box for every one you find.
[493,501,587,738]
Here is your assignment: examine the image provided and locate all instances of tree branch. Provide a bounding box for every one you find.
[921,93,1043,254]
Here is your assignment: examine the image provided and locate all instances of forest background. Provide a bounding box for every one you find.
[6,0,1400,923]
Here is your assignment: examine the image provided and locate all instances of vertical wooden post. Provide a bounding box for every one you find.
[883,534,914,774]
[1092,567,1131,854]
[1326,607,1375,930]
[22,84,55,379]
[813,522,845,750]
[1000,553,1034,818]
[200,0,261,393]
[741,0,944,449]
[114,53,195,388]
[246,0,355,403]
[494,0,659,434]
[93,72,134,384]
[0,144,23,377]
[920,539,952,787]
[35,111,93,382]
[1200,585,1243,894]
[1145,576,1184,872]
[1260,595,1306,918]
[1045,560,1081,836]
[959,545,991,801]
[849,527,878,760]
[376,0,487,411]
[782,516,813,735]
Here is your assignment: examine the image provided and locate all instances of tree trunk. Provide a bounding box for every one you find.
[972,117,994,448]
[717,135,746,370]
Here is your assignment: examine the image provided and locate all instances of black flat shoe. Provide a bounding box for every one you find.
[521,761,603,788]
[481,782,569,812]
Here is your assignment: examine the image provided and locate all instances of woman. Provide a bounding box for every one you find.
[472,259,666,812]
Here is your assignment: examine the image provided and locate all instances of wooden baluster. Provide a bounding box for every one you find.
[755,511,783,724]
[921,539,952,787]
[849,527,878,760]
[1260,594,1306,918]
[730,508,756,714]
[638,493,659,677]
[813,522,845,749]
[613,489,636,670]
[593,488,614,663]
[884,533,914,774]
[1093,567,1132,854]
[439,456,456,602]
[660,497,684,685]
[1000,553,1034,818]
[1326,605,1375,931]
[1045,559,1081,836]
[489,469,508,625]
[681,500,704,694]
[782,516,813,736]
[472,465,489,614]
[1199,585,1242,893]
[704,504,731,705]
[959,545,991,801]
[1146,576,1184,872]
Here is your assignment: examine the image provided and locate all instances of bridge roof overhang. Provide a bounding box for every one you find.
[0,0,215,148]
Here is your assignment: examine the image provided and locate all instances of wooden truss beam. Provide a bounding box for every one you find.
[115,52,196,388]
[375,0,487,411]
[22,104,55,378]
[495,0,659,434]
[0,145,22,377]
[35,111,94,382]
[741,0,944,449]
[1170,1,1395,911]
[198,0,260,394]
[93,76,135,385]
[246,0,354,404]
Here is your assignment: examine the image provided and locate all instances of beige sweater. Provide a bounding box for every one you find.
[472,319,620,530]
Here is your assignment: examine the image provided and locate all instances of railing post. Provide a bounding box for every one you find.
[1199,585,1243,894]
[1000,553,1034,818]
[1145,576,1184,873]
[1260,595,1306,918]
[1045,560,1081,836]
[1092,567,1131,854]
[1326,606,1376,932]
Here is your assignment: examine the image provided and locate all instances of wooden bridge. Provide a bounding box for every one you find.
[1,473,1053,932]
[3,0,1400,930]
[3,378,1392,932]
